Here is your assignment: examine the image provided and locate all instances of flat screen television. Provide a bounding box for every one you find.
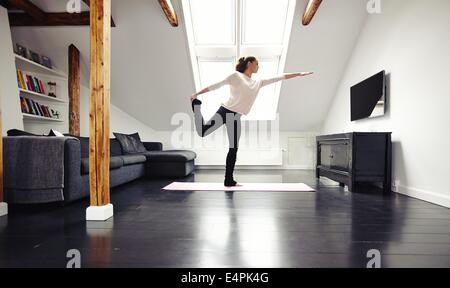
[351,70,386,121]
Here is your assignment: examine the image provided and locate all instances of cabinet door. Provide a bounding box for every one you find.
[330,143,349,171]
[319,141,349,172]
[319,144,332,168]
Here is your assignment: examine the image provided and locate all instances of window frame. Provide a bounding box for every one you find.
[181,0,297,121]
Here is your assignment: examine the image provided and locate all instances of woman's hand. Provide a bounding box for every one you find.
[297,72,314,77]
[285,72,314,80]
[190,93,198,101]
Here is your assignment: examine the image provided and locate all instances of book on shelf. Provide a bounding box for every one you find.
[31,99,40,116]
[20,91,61,119]
[42,105,50,117]
[24,98,30,113]
[17,70,48,95]
[32,77,39,93]
[33,101,40,116]
[37,102,44,116]
[25,75,32,90]
[41,105,47,117]
[38,79,45,94]
[17,69,26,89]
[19,97,27,113]
[24,98,35,115]
[30,99,38,115]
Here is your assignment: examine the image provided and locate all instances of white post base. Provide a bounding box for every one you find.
[86,204,113,221]
[0,202,7,217]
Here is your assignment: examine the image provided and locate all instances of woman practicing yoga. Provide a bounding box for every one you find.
[190,56,313,187]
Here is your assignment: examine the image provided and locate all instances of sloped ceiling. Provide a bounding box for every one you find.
[11,0,368,131]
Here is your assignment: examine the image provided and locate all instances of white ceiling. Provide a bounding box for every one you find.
[11,0,368,131]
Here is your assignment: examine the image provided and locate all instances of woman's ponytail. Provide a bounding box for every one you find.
[235,56,256,73]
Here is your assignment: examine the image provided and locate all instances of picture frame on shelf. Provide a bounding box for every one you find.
[47,82,57,97]
[41,56,52,69]
[16,44,28,58]
[29,50,41,64]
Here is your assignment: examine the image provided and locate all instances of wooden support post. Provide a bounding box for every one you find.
[69,44,80,136]
[86,0,112,221]
[82,0,116,27]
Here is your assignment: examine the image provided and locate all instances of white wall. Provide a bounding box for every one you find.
[0,7,23,135]
[78,84,159,140]
[321,0,450,207]
[151,128,317,168]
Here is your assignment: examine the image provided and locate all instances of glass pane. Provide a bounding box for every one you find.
[244,59,280,120]
[241,0,289,45]
[190,0,235,45]
[198,60,235,120]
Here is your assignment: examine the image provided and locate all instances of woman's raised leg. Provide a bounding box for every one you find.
[192,99,227,137]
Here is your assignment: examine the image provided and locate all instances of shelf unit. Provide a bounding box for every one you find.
[14,54,67,78]
[22,113,64,122]
[19,88,67,103]
[14,51,69,134]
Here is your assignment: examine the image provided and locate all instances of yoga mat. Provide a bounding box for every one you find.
[162,182,315,192]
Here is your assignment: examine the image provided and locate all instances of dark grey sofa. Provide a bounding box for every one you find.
[2,136,196,204]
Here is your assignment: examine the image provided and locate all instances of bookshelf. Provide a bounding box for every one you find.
[14,54,67,78]
[19,88,67,103]
[22,114,64,122]
[14,52,69,134]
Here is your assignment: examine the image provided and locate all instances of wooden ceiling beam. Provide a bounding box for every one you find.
[158,0,178,27]
[9,11,116,27]
[0,0,13,9]
[9,12,90,26]
[8,0,46,22]
[302,0,322,26]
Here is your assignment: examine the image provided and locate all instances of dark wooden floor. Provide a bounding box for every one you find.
[1,169,450,268]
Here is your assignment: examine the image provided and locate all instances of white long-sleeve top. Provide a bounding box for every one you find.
[206,71,286,115]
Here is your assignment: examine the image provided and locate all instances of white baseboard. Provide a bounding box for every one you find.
[0,202,7,217]
[86,204,114,221]
[397,185,450,208]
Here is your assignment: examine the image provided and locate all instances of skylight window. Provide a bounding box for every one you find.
[189,0,236,45]
[241,0,290,45]
[182,0,297,121]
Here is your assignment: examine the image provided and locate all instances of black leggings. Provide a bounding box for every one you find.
[193,105,242,181]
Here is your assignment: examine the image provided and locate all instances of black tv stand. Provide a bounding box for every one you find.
[316,132,392,194]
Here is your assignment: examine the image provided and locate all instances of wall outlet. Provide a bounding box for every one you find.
[392,180,400,193]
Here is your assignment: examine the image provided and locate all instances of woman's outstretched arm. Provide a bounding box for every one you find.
[191,73,235,100]
[191,87,210,100]
[261,72,314,87]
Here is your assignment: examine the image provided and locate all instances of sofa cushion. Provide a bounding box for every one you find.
[143,150,196,162]
[78,137,90,158]
[7,129,43,136]
[113,132,147,154]
[64,135,124,157]
[110,139,123,156]
[80,156,124,175]
[120,154,147,166]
